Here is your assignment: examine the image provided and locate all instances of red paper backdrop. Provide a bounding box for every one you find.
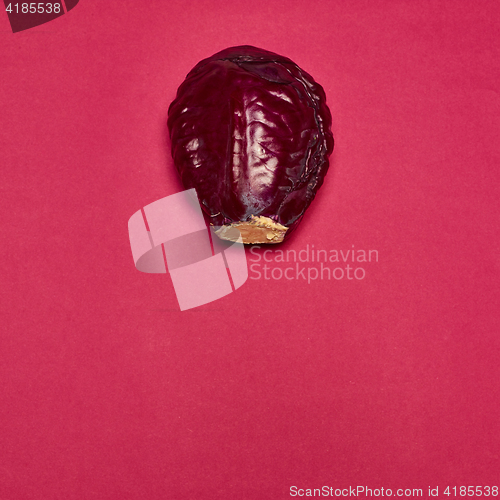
[1,1,499,498]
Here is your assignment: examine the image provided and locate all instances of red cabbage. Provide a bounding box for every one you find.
[167,45,334,244]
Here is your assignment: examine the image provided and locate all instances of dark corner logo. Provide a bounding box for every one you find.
[4,0,79,33]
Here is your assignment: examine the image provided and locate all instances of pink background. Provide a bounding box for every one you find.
[1,1,499,498]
